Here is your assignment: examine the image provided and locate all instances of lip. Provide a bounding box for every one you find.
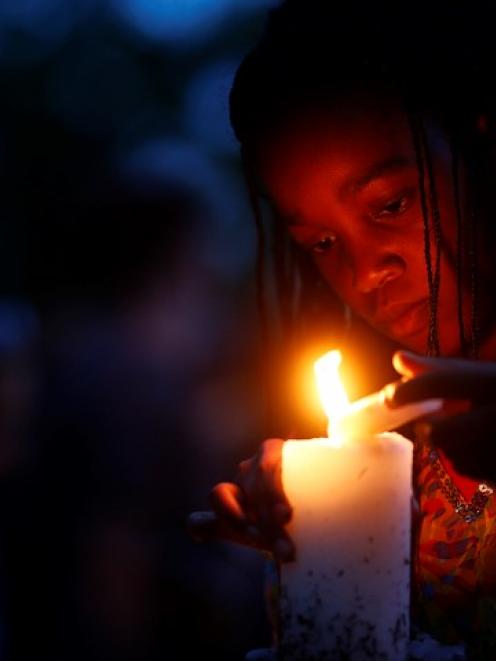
[373,299,430,338]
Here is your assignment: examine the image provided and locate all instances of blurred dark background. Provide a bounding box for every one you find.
[0,1,401,659]
[0,1,283,659]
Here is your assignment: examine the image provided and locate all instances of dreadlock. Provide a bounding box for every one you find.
[451,141,468,355]
[406,112,440,356]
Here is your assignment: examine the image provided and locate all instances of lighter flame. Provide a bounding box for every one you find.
[313,350,350,447]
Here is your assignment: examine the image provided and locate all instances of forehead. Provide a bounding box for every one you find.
[257,102,416,212]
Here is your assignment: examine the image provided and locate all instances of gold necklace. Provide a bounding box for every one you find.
[426,446,494,523]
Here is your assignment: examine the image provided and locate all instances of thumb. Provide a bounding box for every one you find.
[392,350,442,378]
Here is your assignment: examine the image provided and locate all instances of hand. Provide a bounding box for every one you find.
[187,439,295,562]
[388,350,496,481]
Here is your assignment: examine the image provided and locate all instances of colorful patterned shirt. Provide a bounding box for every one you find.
[414,439,496,656]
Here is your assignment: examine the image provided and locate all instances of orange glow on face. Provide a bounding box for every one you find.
[314,350,350,446]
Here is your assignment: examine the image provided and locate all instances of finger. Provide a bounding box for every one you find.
[210,482,249,527]
[187,510,295,561]
[259,439,291,514]
[236,440,295,561]
[389,370,496,407]
[270,528,296,563]
[419,407,496,480]
[394,350,496,380]
[238,439,292,530]
[209,481,292,554]
[392,351,443,378]
[257,439,292,522]
[186,510,271,552]
[187,510,222,543]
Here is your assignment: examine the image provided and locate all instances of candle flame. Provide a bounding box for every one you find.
[314,350,350,447]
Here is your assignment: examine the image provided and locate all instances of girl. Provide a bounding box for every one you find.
[190,0,496,653]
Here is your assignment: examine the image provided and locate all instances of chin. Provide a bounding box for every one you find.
[396,331,462,357]
[439,337,463,357]
[389,331,428,355]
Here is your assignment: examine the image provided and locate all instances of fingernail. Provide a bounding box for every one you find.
[273,503,292,525]
[188,511,215,525]
[273,538,295,563]
[382,383,398,408]
[186,511,216,542]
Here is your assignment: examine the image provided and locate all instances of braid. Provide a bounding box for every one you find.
[464,138,484,359]
[418,119,443,356]
[469,206,480,358]
[272,212,294,340]
[242,153,309,434]
[242,152,268,336]
[451,142,468,356]
[241,149,274,429]
[408,111,439,356]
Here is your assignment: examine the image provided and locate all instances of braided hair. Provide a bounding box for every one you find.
[230,0,496,428]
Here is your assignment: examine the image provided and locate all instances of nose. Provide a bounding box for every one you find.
[352,254,405,294]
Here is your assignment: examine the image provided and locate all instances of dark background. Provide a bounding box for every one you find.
[0,2,398,660]
[0,2,278,659]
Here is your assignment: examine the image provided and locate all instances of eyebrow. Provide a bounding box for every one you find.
[285,155,416,228]
[343,156,415,197]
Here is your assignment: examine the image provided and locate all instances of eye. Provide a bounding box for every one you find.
[311,234,337,254]
[374,194,410,219]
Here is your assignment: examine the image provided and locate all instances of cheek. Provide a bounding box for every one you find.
[433,162,459,257]
[313,256,357,305]
[403,244,428,280]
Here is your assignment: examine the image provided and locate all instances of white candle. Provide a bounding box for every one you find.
[279,351,416,660]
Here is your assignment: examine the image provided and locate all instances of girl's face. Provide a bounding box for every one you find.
[258,101,480,355]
